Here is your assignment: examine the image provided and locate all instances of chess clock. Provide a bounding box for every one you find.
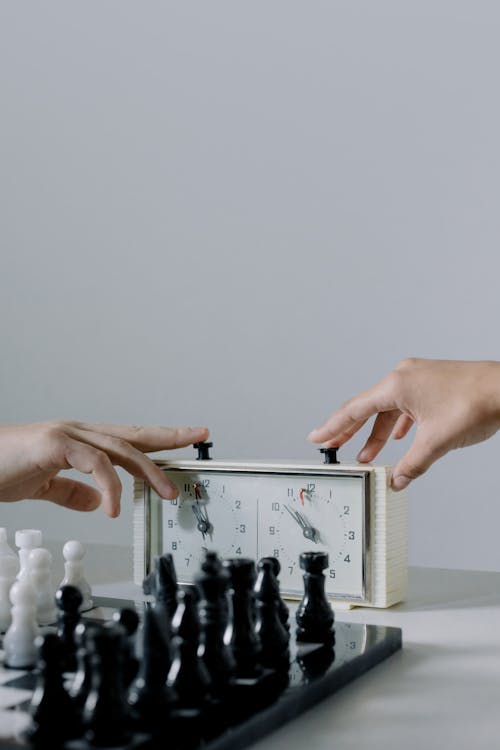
[133,444,408,608]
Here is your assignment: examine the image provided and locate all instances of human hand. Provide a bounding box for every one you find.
[307,358,500,491]
[0,420,209,517]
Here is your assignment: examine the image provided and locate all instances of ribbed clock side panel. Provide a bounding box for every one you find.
[133,478,147,586]
[370,468,408,607]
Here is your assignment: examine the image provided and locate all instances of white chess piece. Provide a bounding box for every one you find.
[15,529,42,581]
[0,556,18,633]
[3,579,39,668]
[0,528,19,573]
[59,540,93,611]
[28,547,57,626]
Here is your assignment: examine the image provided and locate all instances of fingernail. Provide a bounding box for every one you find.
[357,449,370,462]
[307,429,321,441]
[392,475,411,491]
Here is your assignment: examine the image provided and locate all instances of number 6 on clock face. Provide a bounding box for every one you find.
[133,459,408,609]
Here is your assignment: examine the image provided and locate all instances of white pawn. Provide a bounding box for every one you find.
[15,529,42,581]
[28,547,57,626]
[59,540,93,611]
[3,579,39,668]
[0,556,18,633]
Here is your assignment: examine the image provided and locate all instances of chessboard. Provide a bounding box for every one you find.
[0,549,402,750]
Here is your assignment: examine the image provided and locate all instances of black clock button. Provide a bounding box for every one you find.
[319,447,339,465]
[194,441,213,460]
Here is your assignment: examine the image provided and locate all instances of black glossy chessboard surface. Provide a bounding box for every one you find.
[0,597,402,750]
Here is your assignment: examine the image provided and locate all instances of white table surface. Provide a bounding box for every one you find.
[94,565,500,750]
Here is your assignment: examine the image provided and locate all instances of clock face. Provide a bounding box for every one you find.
[151,469,367,601]
[256,474,365,598]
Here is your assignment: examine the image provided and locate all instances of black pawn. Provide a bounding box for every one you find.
[129,606,176,731]
[258,557,290,631]
[112,608,140,688]
[56,584,83,672]
[254,559,290,671]
[195,551,236,693]
[223,559,262,678]
[70,621,102,710]
[295,552,335,645]
[83,626,132,748]
[26,633,81,747]
[167,588,212,710]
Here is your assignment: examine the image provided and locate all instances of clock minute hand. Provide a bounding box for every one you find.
[192,502,213,540]
[285,505,319,543]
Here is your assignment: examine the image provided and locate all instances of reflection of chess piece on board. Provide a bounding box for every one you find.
[59,540,93,612]
[295,551,335,646]
[297,644,336,682]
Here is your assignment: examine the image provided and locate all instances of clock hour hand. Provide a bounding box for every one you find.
[192,502,213,541]
[285,505,320,543]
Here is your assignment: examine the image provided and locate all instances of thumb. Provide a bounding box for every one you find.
[391,429,447,491]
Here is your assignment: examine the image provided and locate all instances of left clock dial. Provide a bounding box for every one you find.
[158,472,258,582]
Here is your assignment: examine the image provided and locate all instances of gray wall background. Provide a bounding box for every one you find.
[1,0,499,571]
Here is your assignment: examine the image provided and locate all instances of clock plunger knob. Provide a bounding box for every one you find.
[194,441,213,460]
[299,550,329,574]
[319,447,339,465]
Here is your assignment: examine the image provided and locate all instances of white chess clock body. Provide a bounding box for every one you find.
[133,458,408,609]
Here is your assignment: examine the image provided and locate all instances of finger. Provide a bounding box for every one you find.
[391,428,448,491]
[35,477,101,512]
[71,423,209,452]
[307,379,397,446]
[67,426,180,500]
[63,437,122,517]
[392,414,414,440]
[356,410,401,463]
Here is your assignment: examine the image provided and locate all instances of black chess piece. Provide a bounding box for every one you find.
[195,551,236,694]
[254,559,290,671]
[25,633,82,747]
[129,606,176,732]
[167,588,212,710]
[70,621,102,711]
[154,553,179,619]
[112,608,140,688]
[142,553,178,616]
[56,584,83,672]
[257,557,290,631]
[81,626,133,748]
[295,552,335,645]
[223,558,262,679]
